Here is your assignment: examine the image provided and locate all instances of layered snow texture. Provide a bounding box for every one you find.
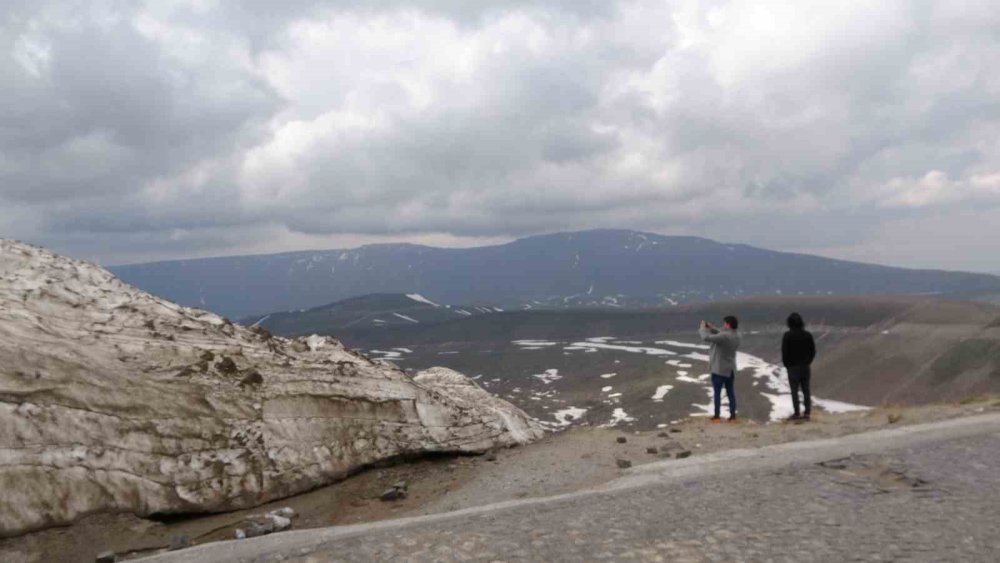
[0,240,543,537]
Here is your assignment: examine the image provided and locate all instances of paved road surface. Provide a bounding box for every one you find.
[145,414,1000,562]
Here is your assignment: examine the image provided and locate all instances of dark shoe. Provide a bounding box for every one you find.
[710,416,723,423]
[786,414,802,422]
[802,413,811,421]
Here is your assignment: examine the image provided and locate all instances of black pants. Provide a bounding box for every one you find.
[787,365,812,416]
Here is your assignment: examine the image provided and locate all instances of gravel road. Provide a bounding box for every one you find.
[142,413,1000,562]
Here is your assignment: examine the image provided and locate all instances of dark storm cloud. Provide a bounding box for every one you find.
[1,1,999,270]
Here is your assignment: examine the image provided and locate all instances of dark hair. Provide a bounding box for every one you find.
[787,312,805,330]
[723,315,738,330]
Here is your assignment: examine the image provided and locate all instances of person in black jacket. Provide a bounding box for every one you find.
[781,312,816,421]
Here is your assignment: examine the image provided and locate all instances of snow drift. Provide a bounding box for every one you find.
[0,240,543,537]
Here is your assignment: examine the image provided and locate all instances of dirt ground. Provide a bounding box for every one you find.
[3,397,999,563]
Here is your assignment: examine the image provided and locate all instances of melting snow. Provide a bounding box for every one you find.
[533,369,562,385]
[370,349,402,359]
[551,407,587,426]
[651,385,674,401]
[305,335,326,351]
[406,294,439,307]
[392,313,419,323]
[600,373,617,379]
[512,340,559,347]
[682,352,710,362]
[565,342,677,356]
[601,408,636,427]
[656,340,710,350]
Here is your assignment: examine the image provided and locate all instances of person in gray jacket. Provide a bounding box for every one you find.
[699,315,742,422]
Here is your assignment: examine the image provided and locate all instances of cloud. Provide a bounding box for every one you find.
[1,0,999,270]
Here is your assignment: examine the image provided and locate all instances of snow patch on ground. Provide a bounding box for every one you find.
[406,294,439,307]
[512,340,559,348]
[392,313,419,323]
[370,350,402,359]
[565,342,677,356]
[682,352,710,362]
[656,340,710,350]
[651,385,674,401]
[305,334,326,351]
[599,373,617,379]
[532,369,562,385]
[550,407,587,427]
[601,408,636,427]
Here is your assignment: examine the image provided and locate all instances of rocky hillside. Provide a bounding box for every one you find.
[813,300,1000,404]
[0,240,542,537]
[109,229,1000,318]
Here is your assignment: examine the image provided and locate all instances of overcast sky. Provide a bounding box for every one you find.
[2,1,998,271]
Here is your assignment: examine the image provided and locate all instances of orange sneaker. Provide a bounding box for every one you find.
[726,417,738,424]
[710,416,723,423]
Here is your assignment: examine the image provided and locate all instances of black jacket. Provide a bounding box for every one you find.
[782,329,816,368]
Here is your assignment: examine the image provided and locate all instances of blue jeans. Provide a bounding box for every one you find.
[711,373,736,418]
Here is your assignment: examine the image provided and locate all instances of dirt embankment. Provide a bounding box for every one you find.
[3,397,998,563]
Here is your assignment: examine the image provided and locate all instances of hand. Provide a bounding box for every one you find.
[700,320,707,329]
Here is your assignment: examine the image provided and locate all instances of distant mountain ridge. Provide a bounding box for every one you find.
[109,229,1000,318]
[244,293,503,335]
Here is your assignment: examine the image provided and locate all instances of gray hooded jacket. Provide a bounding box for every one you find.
[699,326,741,377]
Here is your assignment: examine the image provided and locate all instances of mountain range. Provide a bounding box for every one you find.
[109,229,1000,319]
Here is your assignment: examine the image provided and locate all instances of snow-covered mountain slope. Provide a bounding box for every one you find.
[109,229,1000,318]
[0,240,542,537]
